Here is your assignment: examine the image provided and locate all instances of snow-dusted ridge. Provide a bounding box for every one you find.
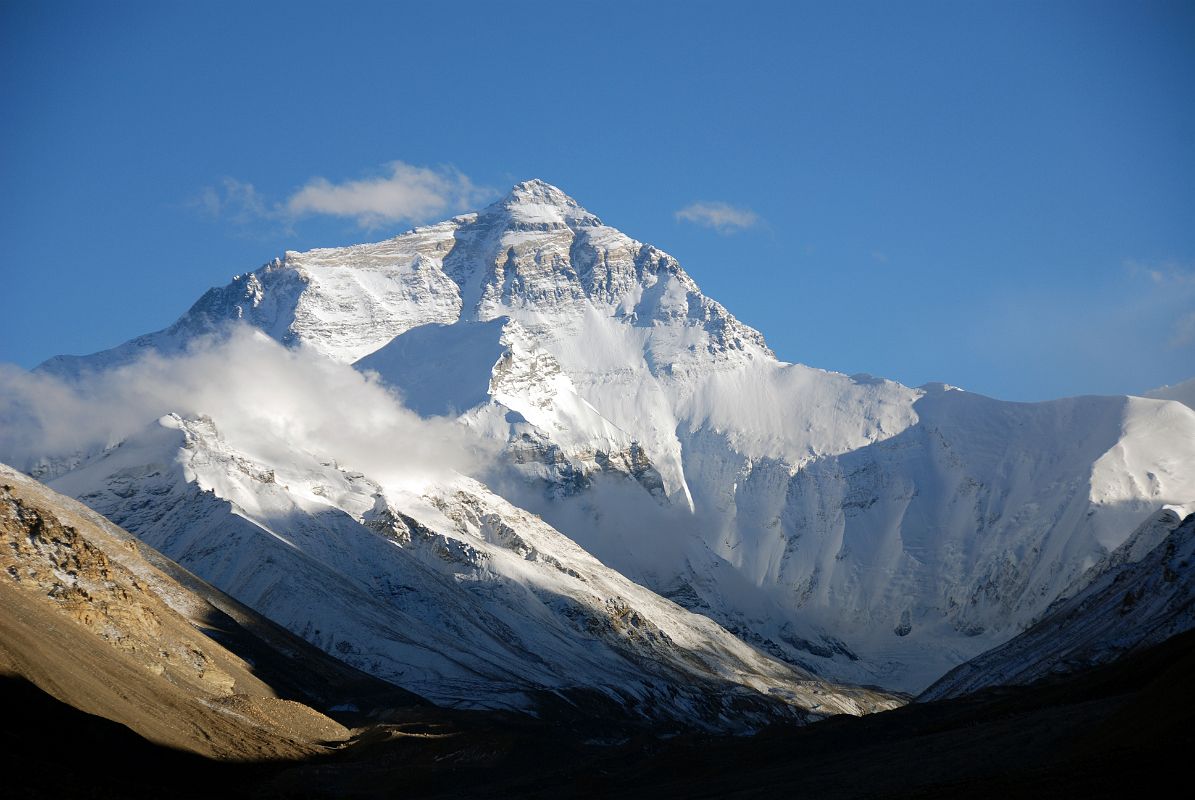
[31,179,1195,696]
[921,504,1195,700]
[48,413,897,728]
[1143,377,1195,412]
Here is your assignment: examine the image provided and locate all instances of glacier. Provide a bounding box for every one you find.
[45,412,895,728]
[27,179,1195,699]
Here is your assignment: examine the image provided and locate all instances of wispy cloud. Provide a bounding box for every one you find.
[1125,258,1195,287]
[674,201,759,234]
[197,161,491,231]
[1170,311,1195,349]
[195,177,272,226]
[1125,259,1195,352]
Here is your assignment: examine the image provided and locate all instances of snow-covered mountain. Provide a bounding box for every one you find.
[33,180,1195,694]
[46,412,895,728]
[920,504,1195,700]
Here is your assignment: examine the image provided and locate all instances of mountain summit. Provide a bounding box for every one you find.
[32,181,1195,696]
[482,178,604,228]
[42,179,765,368]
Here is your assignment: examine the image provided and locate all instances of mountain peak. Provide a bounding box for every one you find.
[506,178,574,204]
[485,179,601,228]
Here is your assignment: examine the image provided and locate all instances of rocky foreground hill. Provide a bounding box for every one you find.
[1,462,420,759]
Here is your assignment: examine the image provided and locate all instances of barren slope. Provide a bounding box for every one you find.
[0,463,399,759]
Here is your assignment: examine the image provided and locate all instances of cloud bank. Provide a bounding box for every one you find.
[675,201,760,233]
[0,326,493,489]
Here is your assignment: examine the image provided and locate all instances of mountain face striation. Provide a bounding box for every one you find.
[44,413,895,729]
[920,504,1195,700]
[32,180,1195,699]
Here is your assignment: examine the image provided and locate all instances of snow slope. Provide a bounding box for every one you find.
[48,414,897,729]
[1144,377,1195,412]
[920,504,1195,700]
[36,180,1195,693]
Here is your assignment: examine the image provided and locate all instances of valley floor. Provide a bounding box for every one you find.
[4,628,1191,799]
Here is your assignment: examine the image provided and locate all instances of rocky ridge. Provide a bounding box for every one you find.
[921,504,1195,700]
[45,414,899,729]
[32,180,1195,692]
[0,462,354,759]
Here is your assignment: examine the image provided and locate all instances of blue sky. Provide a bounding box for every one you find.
[2,0,1192,401]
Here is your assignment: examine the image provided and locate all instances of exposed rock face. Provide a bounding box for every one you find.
[33,180,1195,693]
[0,463,353,759]
[43,415,900,730]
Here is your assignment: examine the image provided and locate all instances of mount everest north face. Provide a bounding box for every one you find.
[13,179,1195,722]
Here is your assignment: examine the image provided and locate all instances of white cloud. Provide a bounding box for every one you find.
[0,327,494,488]
[674,201,760,233]
[197,161,490,231]
[287,162,489,228]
